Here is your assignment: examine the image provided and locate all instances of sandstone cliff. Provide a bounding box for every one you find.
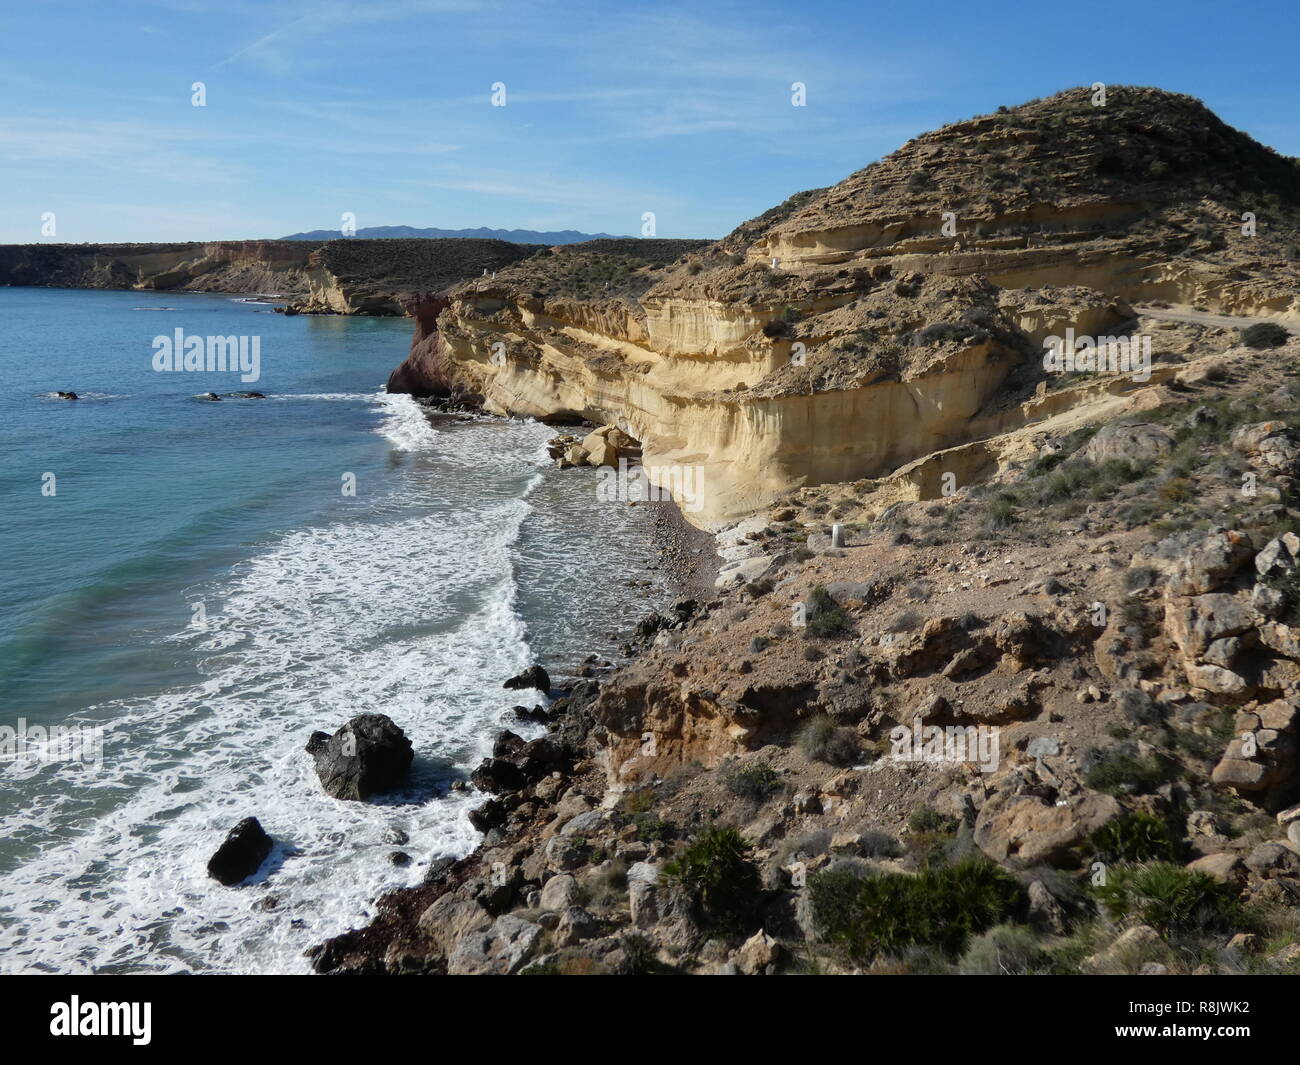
[0,236,548,315]
[0,240,317,295]
[387,87,1300,527]
[312,86,1300,979]
[287,238,546,315]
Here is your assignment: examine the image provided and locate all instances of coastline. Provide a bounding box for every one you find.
[307,419,723,973]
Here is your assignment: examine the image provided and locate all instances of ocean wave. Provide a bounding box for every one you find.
[268,393,374,401]
[0,496,538,974]
[374,392,439,450]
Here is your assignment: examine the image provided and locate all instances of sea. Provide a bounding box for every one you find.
[0,287,671,973]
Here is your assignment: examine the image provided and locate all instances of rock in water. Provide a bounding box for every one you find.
[503,664,550,692]
[306,713,414,800]
[55,391,78,400]
[207,817,273,885]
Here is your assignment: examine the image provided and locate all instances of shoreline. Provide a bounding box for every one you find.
[307,409,723,974]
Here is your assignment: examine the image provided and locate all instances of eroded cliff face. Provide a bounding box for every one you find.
[0,236,549,315]
[388,88,1300,528]
[317,87,1300,979]
[392,276,1138,526]
[284,238,546,315]
[0,241,317,294]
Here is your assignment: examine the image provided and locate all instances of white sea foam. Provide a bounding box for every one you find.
[0,491,538,974]
[374,392,439,450]
[269,392,373,401]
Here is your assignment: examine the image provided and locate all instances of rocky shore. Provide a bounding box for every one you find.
[311,347,1300,974]
[305,86,1300,976]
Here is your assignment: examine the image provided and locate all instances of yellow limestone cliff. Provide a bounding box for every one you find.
[388,88,1300,528]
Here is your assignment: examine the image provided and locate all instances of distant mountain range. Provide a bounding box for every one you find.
[277,225,626,244]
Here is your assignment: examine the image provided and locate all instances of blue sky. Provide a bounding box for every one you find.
[2,0,1297,243]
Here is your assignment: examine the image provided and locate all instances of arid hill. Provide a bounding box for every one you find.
[387,87,1300,526]
[324,87,1300,977]
[0,237,551,315]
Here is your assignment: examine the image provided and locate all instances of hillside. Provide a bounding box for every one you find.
[0,241,317,295]
[289,238,546,315]
[325,86,1300,976]
[0,237,548,315]
[386,86,1300,524]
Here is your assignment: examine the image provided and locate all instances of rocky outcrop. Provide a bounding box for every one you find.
[317,87,1300,979]
[0,237,547,317]
[389,88,1300,527]
[207,817,273,886]
[503,665,551,693]
[306,714,414,801]
[284,238,545,316]
[0,241,316,294]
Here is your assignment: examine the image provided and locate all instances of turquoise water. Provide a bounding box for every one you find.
[0,288,669,973]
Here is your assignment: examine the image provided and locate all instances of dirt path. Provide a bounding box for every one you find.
[1136,303,1300,334]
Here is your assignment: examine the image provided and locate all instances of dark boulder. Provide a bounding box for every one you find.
[306,713,413,801]
[470,757,527,794]
[423,855,458,885]
[55,391,78,400]
[493,730,527,758]
[517,736,566,779]
[512,704,550,725]
[503,664,550,693]
[207,816,273,886]
[468,798,509,832]
[635,612,667,641]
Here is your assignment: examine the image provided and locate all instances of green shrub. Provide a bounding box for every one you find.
[805,585,850,638]
[1160,477,1194,504]
[1089,812,1178,863]
[616,933,661,975]
[1094,458,1143,492]
[1085,751,1173,794]
[726,762,783,802]
[1241,322,1290,349]
[906,804,964,867]
[986,494,1016,528]
[797,715,859,765]
[664,825,762,932]
[908,805,960,835]
[809,858,1024,961]
[1035,462,1096,504]
[1093,862,1243,935]
[618,788,656,816]
[958,922,1048,975]
[633,812,673,842]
